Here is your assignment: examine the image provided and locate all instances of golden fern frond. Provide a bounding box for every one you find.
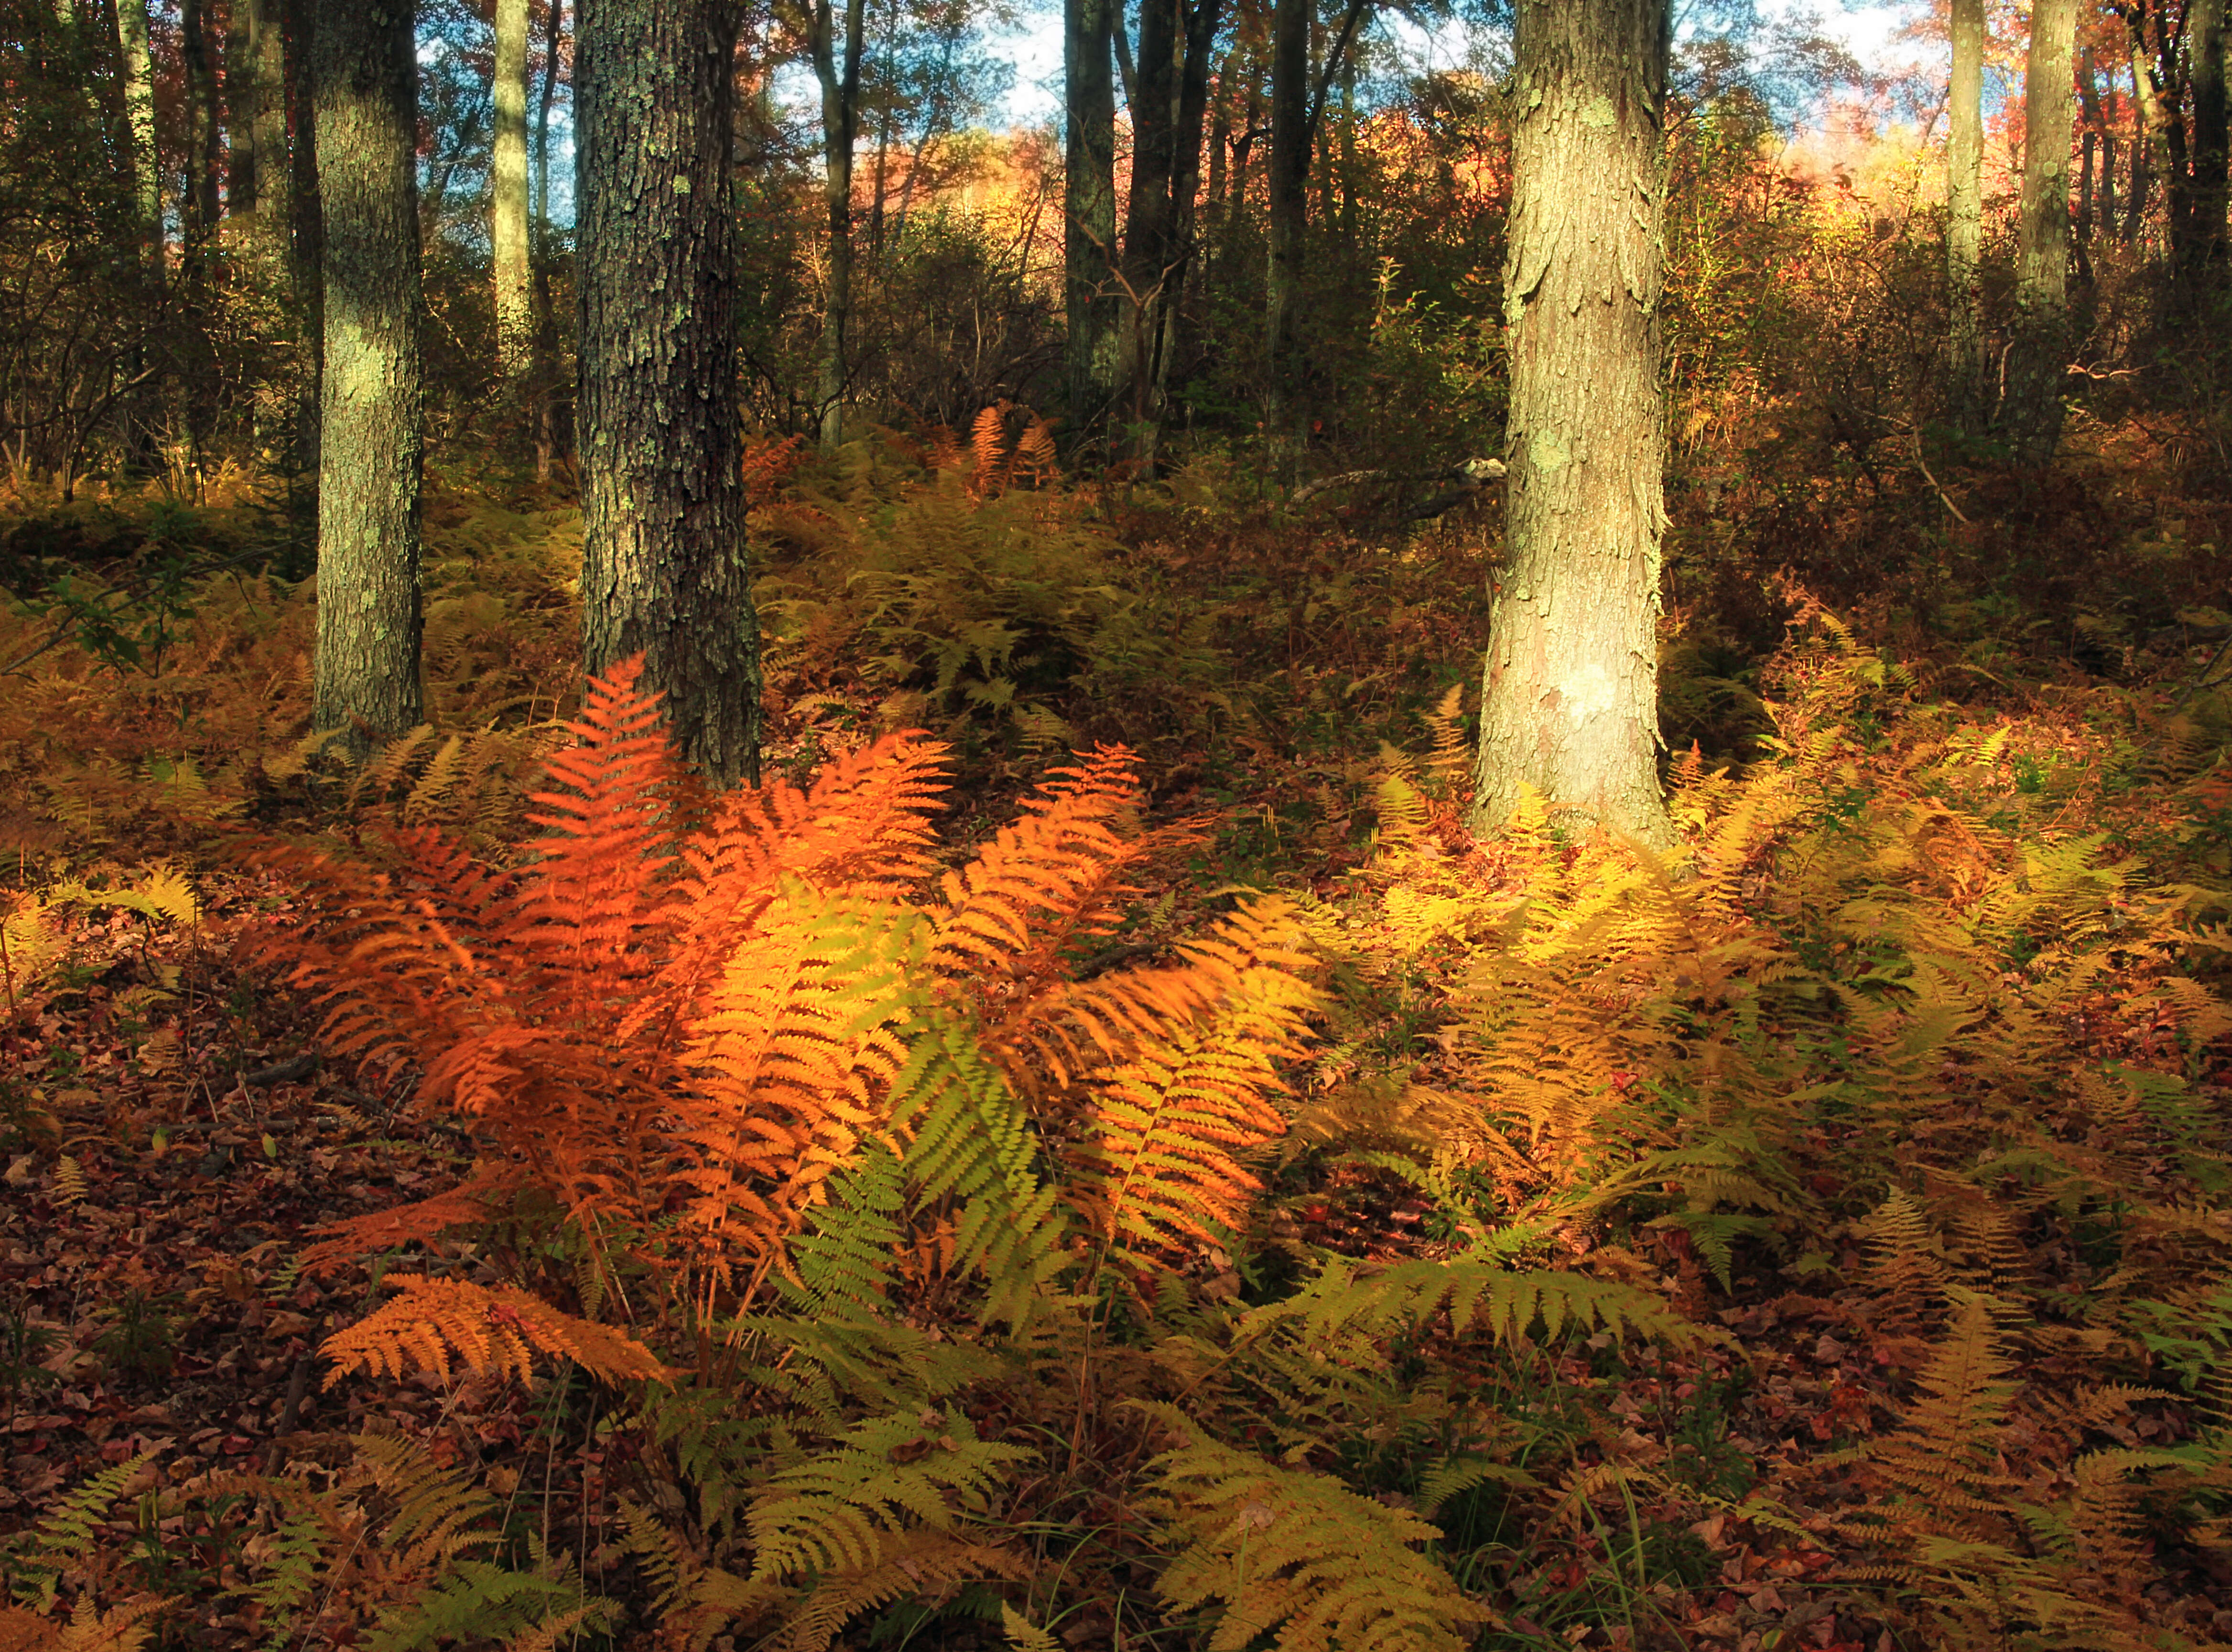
[320,1276,672,1390]
[667,886,921,1277]
[1421,683,1470,793]
[0,1595,170,1652]
[1000,1604,1062,1652]
[1070,901,1320,1260]
[1852,1293,2019,1531]
[1135,1402,1494,1652]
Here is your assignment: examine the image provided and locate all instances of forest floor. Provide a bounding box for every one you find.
[4,425,2232,1651]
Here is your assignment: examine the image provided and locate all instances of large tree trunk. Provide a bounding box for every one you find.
[1471,0,1674,848]
[812,0,864,452]
[576,0,759,786]
[1948,0,1984,430]
[310,0,424,750]
[1064,0,1118,442]
[2002,0,2077,467]
[2194,0,2228,276]
[493,0,534,381]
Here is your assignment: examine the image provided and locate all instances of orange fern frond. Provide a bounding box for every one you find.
[968,404,1008,493]
[295,1168,516,1277]
[665,887,923,1281]
[321,1275,673,1390]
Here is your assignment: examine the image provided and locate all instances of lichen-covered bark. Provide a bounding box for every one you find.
[576,0,760,787]
[1948,0,1984,427]
[2003,0,2076,467]
[310,0,424,749]
[1471,0,1674,849]
[492,0,533,380]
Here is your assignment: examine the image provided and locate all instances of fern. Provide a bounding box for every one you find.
[4,1454,157,1611]
[745,1408,1031,1583]
[1134,1402,1492,1652]
[320,1275,672,1390]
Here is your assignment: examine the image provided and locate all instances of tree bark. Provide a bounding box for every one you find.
[183,0,224,283]
[1065,0,1118,441]
[2003,0,2077,467]
[289,0,325,483]
[493,0,534,381]
[533,0,564,480]
[812,0,865,451]
[310,0,424,750]
[227,0,294,268]
[1471,0,1674,848]
[1263,0,1307,399]
[576,0,760,786]
[1120,0,1181,430]
[117,0,163,288]
[2194,0,2228,276]
[1948,0,1984,431]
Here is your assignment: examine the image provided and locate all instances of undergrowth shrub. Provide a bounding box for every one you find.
[9,657,1713,1652]
[1298,607,2232,1647]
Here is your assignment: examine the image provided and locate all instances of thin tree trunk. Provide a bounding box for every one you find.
[576,0,759,786]
[2004,0,2077,467]
[183,0,223,278]
[1120,0,1181,432]
[812,0,865,451]
[2126,7,2171,248]
[533,0,563,480]
[1471,0,1675,848]
[493,0,534,381]
[1948,0,1984,430]
[2194,0,2228,275]
[311,0,424,750]
[230,0,295,458]
[2102,72,2119,231]
[868,0,895,261]
[1155,0,1222,431]
[1263,0,1307,399]
[117,0,162,287]
[2077,45,2099,251]
[289,0,325,484]
[1065,0,1118,442]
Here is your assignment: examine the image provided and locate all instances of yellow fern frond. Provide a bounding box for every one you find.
[320,1276,672,1390]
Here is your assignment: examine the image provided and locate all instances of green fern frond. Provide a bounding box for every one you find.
[6,1453,157,1609]
[1133,1402,1492,1652]
[745,1409,1033,1585]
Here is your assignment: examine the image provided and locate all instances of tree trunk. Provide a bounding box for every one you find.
[1263,0,1307,401]
[2003,0,2077,467]
[117,0,163,287]
[1947,0,1984,430]
[2101,62,2120,231]
[310,0,424,750]
[183,0,223,281]
[1471,0,1674,848]
[2077,45,2099,248]
[289,0,325,483]
[227,0,293,267]
[1065,0,1118,442]
[1120,0,1181,431]
[2194,0,2228,276]
[812,0,865,451]
[493,0,534,381]
[533,0,563,480]
[576,0,759,786]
